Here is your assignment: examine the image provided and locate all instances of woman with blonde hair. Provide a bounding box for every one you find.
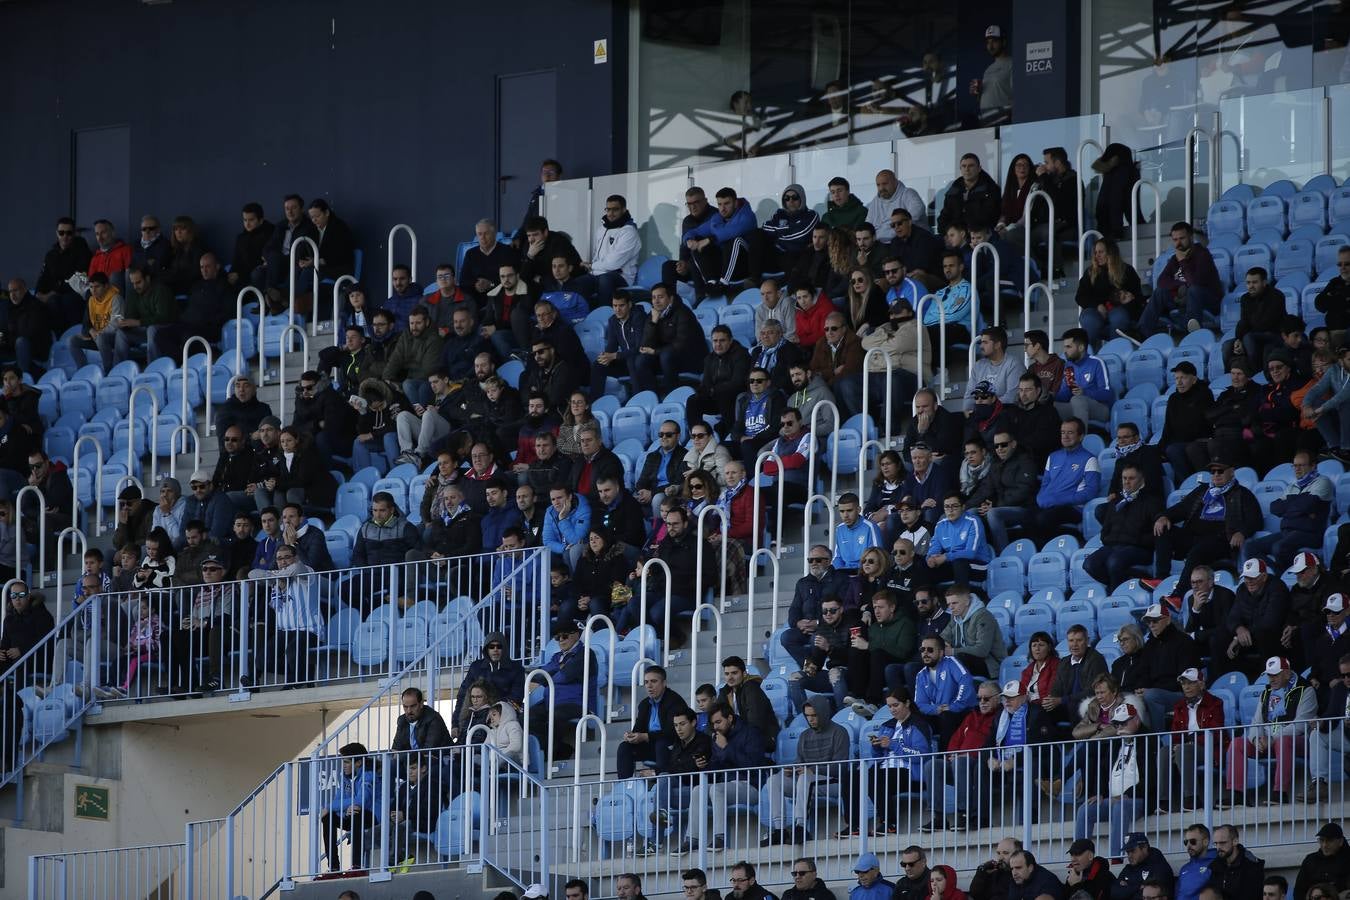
[844,266,888,334]
[1075,237,1143,345]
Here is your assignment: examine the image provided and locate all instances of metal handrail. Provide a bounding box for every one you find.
[53,526,88,623]
[13,485,45,602]
[969,240,999,362]
[694,503,729,613]
[687,600,724,699]
[1130,180,1163,275]
[627,655,659,729]
[581,615,617,722]
[329,275,358,347]
[638,557,673,667]
[805,400,841,507]
[274,325,311,423]
[913,292,945,409]
[859,346,894,447]
[387,224,418,299]
[128,386,159,489]
[70,434,104,537]
[1075,136,1107,274]
[1184,117,1219,223]
[800,493,837,576]
[234,286,264,379]
[750,451,785,559]
[569,713,606,861]
[167,425,200,483]
[180,336,214,436]
[745,547,780,661]
[521,668,557,779]
[288,235,319,338]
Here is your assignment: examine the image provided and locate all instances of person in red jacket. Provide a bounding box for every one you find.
[715,460,759,544]
[88,219,134,293]
[920,679,1001,832]
[1018,631,1060,702]
[1167,667,1225,811]
[794,284,833,353]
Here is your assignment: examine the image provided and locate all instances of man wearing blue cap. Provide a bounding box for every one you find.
[1113,833,1175,900]
[849,852,892,900]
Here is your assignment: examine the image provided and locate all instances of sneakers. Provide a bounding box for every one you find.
[395,450,421,467]
[790,825,808,844]
[649,809,669,828]
[1186,318,1202,333]
[950,812,969,832]
[918,816,946,833]
[760,829,788,847]
[93,686,127,700]
[625,839,656,856]
[851,700,879,717]
[835,825,861,838]
[707,835,725,851]
[1300,779,1329,802]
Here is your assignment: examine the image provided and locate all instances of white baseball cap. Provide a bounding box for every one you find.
[1177,667,1203,684]
[985,25,1003,38]
[1142,603,1168,621]
[1325,594,1346,614]
[1264,656,1291,676]
[1287,551,1320,575]
[1111,703,1139,723]
[524,885,547,899]
[1241,558,1268,578]
[1001,679,1023,698]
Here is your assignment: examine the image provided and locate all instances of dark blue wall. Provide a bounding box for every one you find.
[0,0,625,288]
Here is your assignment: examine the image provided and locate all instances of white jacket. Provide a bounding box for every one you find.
[487,701,524,764]
[590,220,641,283]
[867,186,928,241]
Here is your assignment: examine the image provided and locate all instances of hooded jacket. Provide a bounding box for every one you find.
[456,633,526,708]
[590,212,640,282]
[486,701,524,763]
[794,696,850,762]
[940,598,1007,675]
[761,185,820,252]
[1111,847,1174,900]
[1093,143,1141,241]
[683,433,733,488]
[821,193,867,230]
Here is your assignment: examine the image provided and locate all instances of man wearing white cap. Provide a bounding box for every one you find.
[1220,558,1290,680]
[1167,668,1224,811]
[1075,702,1148,859]
[1307,593,1350,698]
[1137,603,1200,728]
[1219,655,1317,807]
[1285,552,1337,670]
[971,26,1013,125]
[183,469,234,542]
[987,680,1034,801]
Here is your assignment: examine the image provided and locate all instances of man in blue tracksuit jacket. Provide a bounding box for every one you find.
[831,491,884,573]
[681,188,758,298]
[913,634,977,744]
[927,494,992,583]
[1176,825,1219,900]
[321,742,379,873]
[1032,416,1101,544]
[1053,328,1115,424]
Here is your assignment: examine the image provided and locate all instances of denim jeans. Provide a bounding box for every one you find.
[1137,284,1218,336]
[1079,306,1133,346]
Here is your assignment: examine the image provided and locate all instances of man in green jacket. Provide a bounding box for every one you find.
[382,305,446,408]
[844,589,917,713]
[106,264,179,368]
[821,176,867,229]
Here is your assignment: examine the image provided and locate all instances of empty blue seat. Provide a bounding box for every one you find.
[1206,201,1246,240]
[1125,349,1166,392]
[1246,196,1287,236]
[1233,244,1273,282]
[1027,552,1068,592]
[1289,190,1327,231]
[1275,238,1315,280]
[1331,187,1350,229]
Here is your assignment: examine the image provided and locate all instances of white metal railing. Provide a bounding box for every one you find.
[913,293,945,408]
[233,286,264,378]
[180,335,214,437]
[52,526,87,623]
[1075,131,1108,274]
[581,614,617,722]
[1130,179,1163,275]
[127,385,159,489]
[29,841,186,900]
[329,274,358,345]
[1184,113,1220,223]
[70,434,103,537]
[694,503,729,614]
[858,346,894,453]
[969,240,999,364]
[14,485,47,590]
[687,599,723,700]
[274,325,310,423]
[283,235,319,377]
[166,423,200,483]
[387,224,419,298]
[1023,186,1057,339]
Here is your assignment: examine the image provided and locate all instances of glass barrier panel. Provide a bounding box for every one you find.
[591,166,692,265]
[1220,86,1326,190]
[542,178,595,260]
[788,141,897,218]
[1327,82,1350,181]
[998,114,1105,172]
[691,153,795,226]
[895,128,1000,229]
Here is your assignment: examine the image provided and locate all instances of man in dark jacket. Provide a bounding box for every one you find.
[635,422,687,513]
[1113,833,1175,900]
[1043,625,1108,730]
[1,279,52,376]
[0,582,54,675]
[229,203,275,288]
[889,210,945,289]
[1153,457,1263,594]
[454,633,526,728]
[215,375,274,452]
[1086,463,1164,589]
[687,326,752,436]
[781,548,851,663]
[716,656,779,751]
[589,294,646,397]
[1245,450,1333,573]
[637,284,705,396]
[34,217,93,329]
[651,706,714,841]
[1138,222,1224,337]
[517,215,583,292]
[790,225,833,295]
[390,686,453,752]
[1217,558,1290,679]
[1067,839,1115,900]
[761,183,819,276]
[1180,566,1237,655]
[1232,267,1286,371]
[778,858,836,900]
[441,307,489,382]
[592,476,647,552]
[937,155,1000,234]
[387,752,446,866]
[568,427,624,503]
[1315,245,1350,331]
[521,337,583,417]
[902,389,964,459]
[1136,605,1200,726]
[1295,822,1350,900]
[1009,850,1066,900]
[1159,362,1215,480]
[292,370,357,461]
[978,430,1042,551]
[691,703,768,853]
[617,664,687,779]
[1108,423,1164,499]
[1210,825,1265,900]
[352,492,421,570]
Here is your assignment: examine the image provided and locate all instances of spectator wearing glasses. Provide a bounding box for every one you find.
[757,409,813,538]
[975,431,1040,551]
[912,634,977,746]
[169,553,234,694]
[1154,458,1262,604]
[1314,245,1350,332]
[112,485,156,549]
[291,370,358,464]
[422,263,467,335]
[779,858,837,900]
[35,217,92,328]
[453,634,525,739]
[683,422,733,489]
[809,313,864,391]
[680,187,758,300]
[0,581,53,676]
[730,367,787,466]
[522,338,583,418]
[1294,824,1350,899]
[762,185,819,277]
[584,195,640,305]
[785,596,857,713]
[782,545,850,660]
[926,491,991,584]
[1306,596,1350,706]
[636,421,688,520]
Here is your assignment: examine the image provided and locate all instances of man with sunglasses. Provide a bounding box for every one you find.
[762,184,819,277]
[1177,826,1218,900]
[1314,245,1350,332]
[521,338,582,418]
[778,857,835,900]
[454,633,526,738]
[0,581,53,674]
[35,216,92,326]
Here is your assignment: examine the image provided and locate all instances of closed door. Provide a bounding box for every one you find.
[73,125,131,236]
[497,70,558,229]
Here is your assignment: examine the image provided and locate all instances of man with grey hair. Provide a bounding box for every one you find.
[460,218,514,303]
[569,424,624,505]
